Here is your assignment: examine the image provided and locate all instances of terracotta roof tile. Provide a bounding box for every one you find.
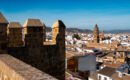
[98,67,115,77]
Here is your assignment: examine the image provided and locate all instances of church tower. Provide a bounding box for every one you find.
[8,22,24,47]
[0,12,8,54]
[93,24,99,43]
[100,29,104,41]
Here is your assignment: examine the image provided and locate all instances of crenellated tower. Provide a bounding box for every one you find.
[55,20,66,79]
[52,21,60,42]
[100,29,104,41]
[23,19,45,69]
[24,19,44,48]
[8,22,24,47]
[43,23,46,42]
[0,12,8,54]
[93,24,99,43]
[0,12,66,79]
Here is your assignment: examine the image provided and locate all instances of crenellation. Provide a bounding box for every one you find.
[0,12,66,80]
[0,13,8,54]
[8,22,24,47]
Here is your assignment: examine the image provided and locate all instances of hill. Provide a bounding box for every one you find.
[46,27,92,33]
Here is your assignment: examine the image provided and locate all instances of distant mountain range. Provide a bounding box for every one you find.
[46,27,130,33]
[46,27,92,33]
[104,29,130,33]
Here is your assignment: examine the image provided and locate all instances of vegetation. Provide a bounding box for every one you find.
[73,34,81,40]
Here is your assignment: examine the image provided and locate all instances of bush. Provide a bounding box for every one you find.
[73,34,81,40]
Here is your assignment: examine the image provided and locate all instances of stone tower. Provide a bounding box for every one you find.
[24,19,45,68]
[43,23,46,42]
[100,29,104,41]
[8,22,24,47]
[52,21,60,42]
[24,19,44,48]
[55,20,66,79]
[23,26,27,39]
[0,12,66,79]
[0,12,8,54]
[93,24,99,43]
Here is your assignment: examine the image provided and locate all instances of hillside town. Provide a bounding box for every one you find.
[64,24,130,80]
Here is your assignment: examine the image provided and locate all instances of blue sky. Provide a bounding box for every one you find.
[0,0,130,30]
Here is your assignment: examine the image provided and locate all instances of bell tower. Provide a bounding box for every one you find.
[93,24,99,43]
[100,29,105,41]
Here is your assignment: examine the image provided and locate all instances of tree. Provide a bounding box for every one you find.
[73,34,81,40]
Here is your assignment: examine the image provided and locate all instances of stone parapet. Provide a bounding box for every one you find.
[0,54,57,80]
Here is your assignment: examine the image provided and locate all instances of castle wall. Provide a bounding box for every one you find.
[0,24,8,54]
[8,44,64,79]
[0,15,66,80]
[8,28,24,47]
[52,27,59,42]
[0,54,57,80]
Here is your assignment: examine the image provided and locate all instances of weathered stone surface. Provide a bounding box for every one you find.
[8,22,24,47]
[0,13,8,54]
[0,54,57,80]
[52,20,66,43]
[23,19,43,27]
[0,14,66,80]
[0,12,8,24]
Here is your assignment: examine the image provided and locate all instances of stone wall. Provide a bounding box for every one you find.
[0,13,66,80]
[0,13,8,54]
[0,23,8,54]
[8,22,24,47]
[0,54,57,80]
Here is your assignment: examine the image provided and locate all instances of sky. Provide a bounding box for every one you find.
[0,0,130,30]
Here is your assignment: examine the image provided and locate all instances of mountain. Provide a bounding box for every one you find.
[66,28,92,33]
[46,27,92,33]
[46,27,52,32]
[105,29,130,33]
[46,27,130,33]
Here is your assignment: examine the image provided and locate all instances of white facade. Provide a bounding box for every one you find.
[98,74,112,80]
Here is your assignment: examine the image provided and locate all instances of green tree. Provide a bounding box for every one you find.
[73,34,81,40]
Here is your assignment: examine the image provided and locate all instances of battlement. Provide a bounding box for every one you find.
[0,12,66,79]
[0,54,57,80]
